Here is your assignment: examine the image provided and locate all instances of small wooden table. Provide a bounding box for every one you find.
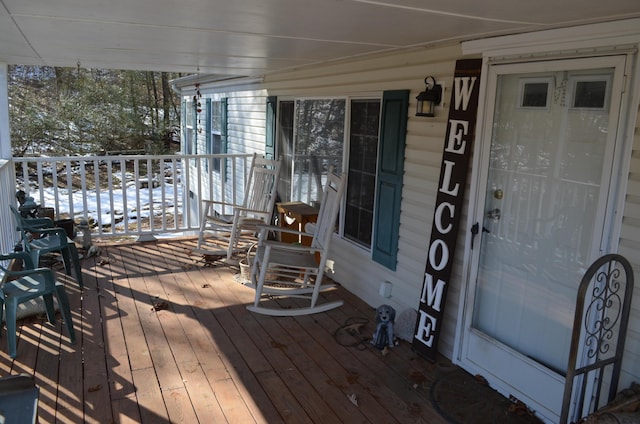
[276,201,319,246]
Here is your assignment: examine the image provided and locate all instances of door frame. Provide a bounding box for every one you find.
[454,20,640,423]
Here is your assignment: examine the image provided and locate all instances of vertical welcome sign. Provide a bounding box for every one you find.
[413,59,482,360]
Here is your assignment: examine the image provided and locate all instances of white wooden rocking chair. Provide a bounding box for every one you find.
[246,171,346,316]
[195,154,282,260]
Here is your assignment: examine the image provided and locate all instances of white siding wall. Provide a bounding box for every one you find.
[262,45,467,358]
[182,87,269,157]
[179,41,640,372]
[182,86,269,218]
[618,103,640,390]
[226,89,269,155]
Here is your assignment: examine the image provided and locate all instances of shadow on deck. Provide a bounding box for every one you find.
[0,238,542,423]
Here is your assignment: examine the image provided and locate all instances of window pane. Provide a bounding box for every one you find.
[573,80,607,108]
[293,99,345,205]
[277,101,295,202]
[185,100,193,126]
[344,99,380,247]
[211,101,222,132]
[521,82,548,107]
[210,101,223,171]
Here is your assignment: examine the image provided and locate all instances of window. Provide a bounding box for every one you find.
[572,76,610,109]
[184,99,196,155]
[276,98,380,247]
[519,78,551,108]
[277,100,294,201]
[277,99,345,206]
[275,91,407,269]
[345,99,380,247]
[294,99,345,205]
[206,98,227,171]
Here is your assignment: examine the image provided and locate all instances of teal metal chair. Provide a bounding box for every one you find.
[0,252,76,358]
[9,205,84,288]
[0,374,39,423]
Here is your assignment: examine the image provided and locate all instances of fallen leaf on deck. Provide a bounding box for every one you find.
[343,322,364,335]
[347,393,358,406]
[152,301,169,311]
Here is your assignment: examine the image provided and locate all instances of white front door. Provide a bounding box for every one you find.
[459,55,627,423]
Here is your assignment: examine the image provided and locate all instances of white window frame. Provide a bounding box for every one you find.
[275,94,382,250]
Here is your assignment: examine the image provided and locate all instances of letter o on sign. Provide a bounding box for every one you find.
[428,239,449,271]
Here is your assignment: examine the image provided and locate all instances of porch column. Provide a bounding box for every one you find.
[0,63,10,159]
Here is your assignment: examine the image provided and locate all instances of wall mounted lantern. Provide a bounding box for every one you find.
[416,76,442,117]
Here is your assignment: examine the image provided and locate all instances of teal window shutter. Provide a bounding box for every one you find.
[191,99,197,155]
[372,90,409,271]
[180,99,186,154]
[265,96,277,159]
[205,98,212,154]
[221,98,228,154]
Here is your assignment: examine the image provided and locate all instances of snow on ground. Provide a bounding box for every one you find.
[27,165,183,231]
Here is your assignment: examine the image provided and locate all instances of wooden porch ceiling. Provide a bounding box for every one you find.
[0,238,535,423]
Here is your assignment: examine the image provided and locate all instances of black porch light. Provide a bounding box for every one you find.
[416,76,442,117]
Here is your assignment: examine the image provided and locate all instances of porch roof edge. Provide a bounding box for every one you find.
[170,74,264,92]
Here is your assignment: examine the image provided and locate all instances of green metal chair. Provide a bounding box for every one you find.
[9,205,84,288]
[0,251,76,358]
[0,374,39,423]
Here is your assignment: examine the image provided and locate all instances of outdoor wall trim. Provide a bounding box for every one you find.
[462,17,640,58]
[171,75,264,94]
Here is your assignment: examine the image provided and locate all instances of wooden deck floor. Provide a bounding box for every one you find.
[0,238,466,423]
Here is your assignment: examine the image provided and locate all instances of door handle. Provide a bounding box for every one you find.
[486,208,501,220]
[470,222,490,249]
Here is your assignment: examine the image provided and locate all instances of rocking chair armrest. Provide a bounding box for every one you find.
[233,206,269,215]
[255,224,313,239]
[202,199,243,210]
[262,239,323,254]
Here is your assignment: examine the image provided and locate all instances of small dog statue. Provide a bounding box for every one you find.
[371,304,396,350]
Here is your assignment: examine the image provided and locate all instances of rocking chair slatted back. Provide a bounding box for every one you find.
[195,154,282,260]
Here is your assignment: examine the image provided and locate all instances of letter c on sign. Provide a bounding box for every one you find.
[435,202,455,234]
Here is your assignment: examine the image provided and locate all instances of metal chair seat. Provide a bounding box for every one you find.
[0,252,76,358]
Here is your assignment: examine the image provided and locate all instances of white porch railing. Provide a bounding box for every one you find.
[12,154,254,241]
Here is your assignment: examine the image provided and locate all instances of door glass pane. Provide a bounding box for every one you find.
[472,69,614,373]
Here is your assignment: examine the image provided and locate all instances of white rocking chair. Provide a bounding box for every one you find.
[195,154,282,260]
[247,171,346,316]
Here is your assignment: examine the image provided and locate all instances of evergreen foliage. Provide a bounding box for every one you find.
[8,65,183,156]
